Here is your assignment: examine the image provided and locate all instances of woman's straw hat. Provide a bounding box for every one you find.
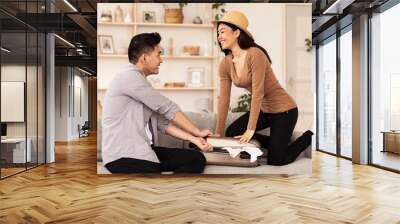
[219,11,253,39]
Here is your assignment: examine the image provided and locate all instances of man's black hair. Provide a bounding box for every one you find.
[128,32,161,64]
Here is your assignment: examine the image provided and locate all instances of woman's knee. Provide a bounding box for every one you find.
[225,125,236,137]
[266,143,290,166]
[225,124,243,137]
[225,113,249,137]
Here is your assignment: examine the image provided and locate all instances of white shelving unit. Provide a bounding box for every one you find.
[97,3,220,113]
[98,54,216,60]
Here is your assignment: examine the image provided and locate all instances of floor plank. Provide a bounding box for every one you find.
[0,134,399,223]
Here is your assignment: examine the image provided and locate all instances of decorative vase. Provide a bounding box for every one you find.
[193,16,202,24]
[168,38,174,56]
[124,13,132,23]
[114,6,123,23]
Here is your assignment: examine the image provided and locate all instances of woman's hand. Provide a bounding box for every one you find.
[190,136,213,152]
[197,129,213,138]
[212,133,221,137]
[234,129,255,144]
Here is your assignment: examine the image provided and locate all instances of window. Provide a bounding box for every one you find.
[370,2,400,171]
[317,36,337,154]
[339,28,352,158]
[0,1,47,179]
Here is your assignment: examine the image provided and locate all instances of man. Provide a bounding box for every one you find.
[102,32,213,174]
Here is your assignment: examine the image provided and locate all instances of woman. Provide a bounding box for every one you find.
[215,11,312,166]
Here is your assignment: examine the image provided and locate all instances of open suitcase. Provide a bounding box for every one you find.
[189,137,267,167]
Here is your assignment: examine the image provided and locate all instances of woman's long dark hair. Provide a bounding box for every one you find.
[217,22,272,64]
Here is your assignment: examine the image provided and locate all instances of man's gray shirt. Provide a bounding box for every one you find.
[101,64,181,165]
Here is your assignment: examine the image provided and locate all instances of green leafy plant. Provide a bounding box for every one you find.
[232,93,251,113]
[162,3,187,9]
[179,3,188,9]
[212,3,226,21]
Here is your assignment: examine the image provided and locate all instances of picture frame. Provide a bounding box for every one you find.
[143,11,156,23]
[98,35,114,54]
[187,67,205,87]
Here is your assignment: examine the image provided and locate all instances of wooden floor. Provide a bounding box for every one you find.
[372,151,400,171]
[1,135,400,223]
[1,167,26,177]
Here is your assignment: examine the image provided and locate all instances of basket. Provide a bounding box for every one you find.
[164,8,183,24]
[183,45,200,56]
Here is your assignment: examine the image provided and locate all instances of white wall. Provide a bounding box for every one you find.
[1,65,34,138]
[223,4,285,110]
[1,64,46,163]
[72,74,89,138]
[55,67,68,141]
[284,4,313,133]
[55,67,89,141]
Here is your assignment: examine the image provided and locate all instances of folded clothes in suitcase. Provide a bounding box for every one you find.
[190,137,267,167]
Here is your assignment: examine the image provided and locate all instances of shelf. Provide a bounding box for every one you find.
[162,56,216,60]
[98,22,134,26]
[98,54,216,60]
[154,87,215,91]
[98,22,214,29]
[136,22,214,29]
[98,87,215,91]
[98,54,127,58]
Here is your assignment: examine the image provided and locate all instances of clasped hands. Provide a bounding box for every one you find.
[189,129,213,152]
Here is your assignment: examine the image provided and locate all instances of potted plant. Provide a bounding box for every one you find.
[232,93,252,113]
[163,3,188,24]
[212,3,226,22]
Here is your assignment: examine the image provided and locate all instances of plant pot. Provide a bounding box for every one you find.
[164,8,183,24]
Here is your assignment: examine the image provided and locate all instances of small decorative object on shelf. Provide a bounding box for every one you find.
[164,82,186,88]
[124,11,132,23]
[98,35,115,54]
[163,3,187,24]
[114,5,124,23]
[183,45,200,56]
[168,38,174,56]
[100,9,112,22]
[193,16,203,24]
[187,67,205,87]
[143,11,156,23]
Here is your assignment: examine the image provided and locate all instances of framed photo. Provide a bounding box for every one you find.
[187,67,205,87]
[143,11,156,23]
[98,35,114,54]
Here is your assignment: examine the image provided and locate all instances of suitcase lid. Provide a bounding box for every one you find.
[206,137,261,148]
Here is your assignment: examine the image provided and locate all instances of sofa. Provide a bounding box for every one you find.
[97,112,312,175]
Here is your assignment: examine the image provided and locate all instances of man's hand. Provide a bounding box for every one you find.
[197,129,213,138]
[234,129,255,144]
[190,136,213,152]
